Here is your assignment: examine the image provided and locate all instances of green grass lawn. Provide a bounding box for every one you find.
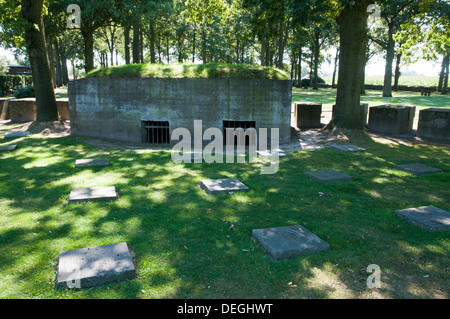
[0,122,448,299]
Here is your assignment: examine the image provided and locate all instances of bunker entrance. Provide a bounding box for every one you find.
[223,120,256,147]
[142,121,170,144]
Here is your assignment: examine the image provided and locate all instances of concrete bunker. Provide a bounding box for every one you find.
[68,73,292,146]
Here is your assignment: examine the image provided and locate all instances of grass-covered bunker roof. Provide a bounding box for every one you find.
[85,63,290,80]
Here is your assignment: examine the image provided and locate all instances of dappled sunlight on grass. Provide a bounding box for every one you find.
[0,128,449,298]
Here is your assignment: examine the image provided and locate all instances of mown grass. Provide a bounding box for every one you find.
[0,122,448,299]
[85,63,289,80]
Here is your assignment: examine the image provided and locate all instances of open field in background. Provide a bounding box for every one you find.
[323,76,441,88]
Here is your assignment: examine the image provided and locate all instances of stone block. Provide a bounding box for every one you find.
[75,158,110,168]
[329,144,366,152]
[394,206,450,232]
[8,98,36,122]
[368,104,415,134]
[200,178,249,194]
[417,107,450,142]
[394,163,443,176]
[304,169,353,183]
[4,131,30,138]
[56,242,136,288]
[256,148,291,157]
[68,186,117,203]
[252,225,330,261]
[294,102,322,128]
[0,144,17,151]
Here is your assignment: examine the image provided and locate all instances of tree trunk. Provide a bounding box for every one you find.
[47,35,56,88]
[382,24,395,97]
[60,45,69,85]
[54,37,63,87]
[442,53,449,95]
[277,20,284,69]
[21,0,58,121]
[82,30,95,73]
[124,24,130,64]
[332,46,339,89]
[312,29,320,90]
[297,45,302,85]
[132,20,140,64]
[330,0,372,129]
[438,54,446,92]
[260,37,266,66]
[393,51,402,92]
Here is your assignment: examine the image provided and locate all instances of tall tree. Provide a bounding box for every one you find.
[20,0,58,121]
[330,0,373,129]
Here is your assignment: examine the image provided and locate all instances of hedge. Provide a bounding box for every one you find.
[0,75,33,97]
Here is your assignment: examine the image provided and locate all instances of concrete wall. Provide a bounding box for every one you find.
[5,98,70,122]
[68,77,292,145]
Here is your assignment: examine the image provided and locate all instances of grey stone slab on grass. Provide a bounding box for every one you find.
[304,169,353,183]
[68,186,117,203]
[256,149,291,157]
[329,144,366,152]
[200,178,249,194]
[56,242,136,289]
[0,144,17,151]
[252,225,330,261]
[4,131,30,138]
[75,158,110,168]
[394,206,450,232]
[394,163,443,176]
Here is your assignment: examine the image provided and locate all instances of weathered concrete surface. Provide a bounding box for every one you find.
[4,131,30,138]
[0,98,11,120]
[256,148,291,157]
[0,144,17,151]
[68,186,117,203]
[75,158,110,168]
[252,225,330,261]
[7,98,70,122]
[200,178,249,194]
[68,78,292,145]
[395,206,450,232]
[329,144,366,152]
[294,102,322,128]
[368,104,415,134]
[394,163,443,176]
[56,242,136,289]
[417,107,450,142]
[304,169,353,183]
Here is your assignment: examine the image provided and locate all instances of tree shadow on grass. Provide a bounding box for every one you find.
[0,133,448,298]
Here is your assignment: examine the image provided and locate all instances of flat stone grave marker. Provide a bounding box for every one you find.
[256,148,291,157]
[394,206,450,232]
[75,158,110,168]
[394,163,443,176]
[56,242,136,289]
[200,178,249,194]
[69,186,117,203]
[252,225,330,261]
[4,131,30,138]
[0,144,17,151]
[329,144,366,152]
[304,169,353,183]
